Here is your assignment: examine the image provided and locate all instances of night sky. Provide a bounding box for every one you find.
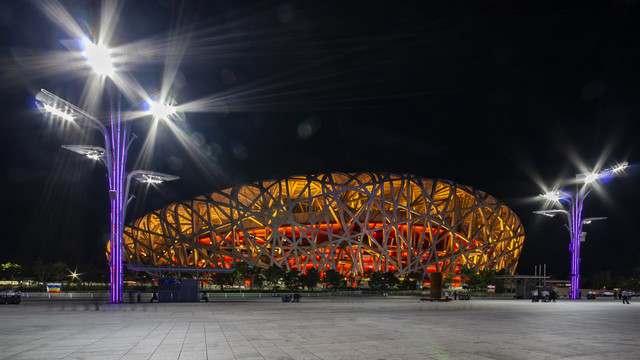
[1,0,638,281]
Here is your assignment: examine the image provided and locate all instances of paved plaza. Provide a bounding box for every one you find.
[0,296,638,360]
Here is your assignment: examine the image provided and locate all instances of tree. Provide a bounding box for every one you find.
[400,271,424,290]
[77,263,108,285]
[263,265,285,292]
[384,271,399,289]
[459,265,483,291]
[232,262,251,288]
[443,272,456,288]
[458,266,509,292]
[29,260,51,292]
[249,266,263,289]
[591,271,613,289]
[251,268,264,289]
[300,267,321,290]
[211,272,232,291]
[323,269,344,290]
[49,261,69,282]
[0,262,22,283]
[283,269,300,291]
[367,270,387,289]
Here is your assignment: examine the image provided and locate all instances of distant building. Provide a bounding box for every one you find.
[116,172,524,278]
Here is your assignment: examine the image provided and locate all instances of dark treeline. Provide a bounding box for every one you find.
[3,261,639,292]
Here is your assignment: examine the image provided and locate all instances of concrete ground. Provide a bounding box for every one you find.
[0,296,637,360]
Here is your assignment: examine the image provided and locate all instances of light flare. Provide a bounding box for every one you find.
[543,191,560,202]
[82,38,114,76]
[147,100,177,121]
[583,172,599,184]
[611,161,628,173]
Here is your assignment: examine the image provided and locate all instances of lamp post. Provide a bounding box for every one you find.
[35,36,180,302]
[534,161,627,299]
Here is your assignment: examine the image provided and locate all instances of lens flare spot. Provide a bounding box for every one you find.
[297,115,321,139]
[231,140,248,160]
[167,156,183,171]
[221,68,237,85]
[191,132,205,146]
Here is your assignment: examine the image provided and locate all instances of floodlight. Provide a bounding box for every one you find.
[583,172,599,184]
[148,100,177,121]
[543,191,560,202]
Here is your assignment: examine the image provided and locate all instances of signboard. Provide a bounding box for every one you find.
[47,283,61,293]
[487,285,496,293]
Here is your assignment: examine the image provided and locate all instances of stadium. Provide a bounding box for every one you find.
[120,172,525,278]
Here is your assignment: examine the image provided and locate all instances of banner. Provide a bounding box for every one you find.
[47,283,61,293]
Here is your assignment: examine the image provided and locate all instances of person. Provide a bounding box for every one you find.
[622,290,630,304]
[137,290,141,303]
[454,291,458,300]
[201,292,208,302]
[532,289,538,302]
[149,292,157,302]
[543,290,549,302]
[550,289,557,302]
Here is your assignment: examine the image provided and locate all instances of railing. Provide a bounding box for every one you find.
[206,290,363,298]
[21,292,110,300]
[19,290,518,300]
[19,290,363,300]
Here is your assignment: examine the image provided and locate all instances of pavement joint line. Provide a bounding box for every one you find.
[147,322,178,360]
[116,321,165,360]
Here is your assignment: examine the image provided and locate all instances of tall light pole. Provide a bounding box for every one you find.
[534,161,628,299]
[35,38,180,303]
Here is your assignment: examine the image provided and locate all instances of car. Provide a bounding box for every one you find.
[0,289,21,304]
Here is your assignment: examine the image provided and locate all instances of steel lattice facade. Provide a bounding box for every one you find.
[120,172,525,277]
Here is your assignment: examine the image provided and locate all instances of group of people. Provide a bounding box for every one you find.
[127,290,158,303]
[531,288,557,302]
[618,290,632,304]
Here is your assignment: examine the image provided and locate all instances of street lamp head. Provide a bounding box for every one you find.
[611,162,628,174]
[36,89,102,127]
[533,210,557,217]
[533,209,569,218]
[36,90,77,122]
[62,145,106,161]
[82,38,114,77]
[131,170,179,185]
[582,217,607,225]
